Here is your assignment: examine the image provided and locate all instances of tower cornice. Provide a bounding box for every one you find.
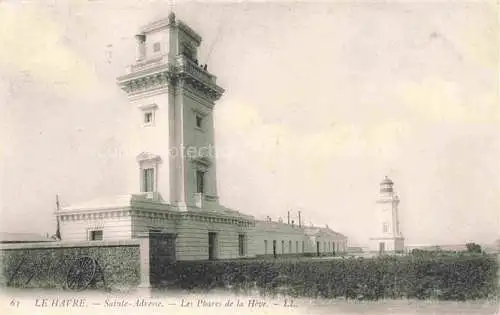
[117,55,224,102]
[117,69,174,96]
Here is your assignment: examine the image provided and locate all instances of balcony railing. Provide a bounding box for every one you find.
[126,55,217,85]
[176,56,216,84]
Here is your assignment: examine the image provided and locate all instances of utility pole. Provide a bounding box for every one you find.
[55,195,61,240]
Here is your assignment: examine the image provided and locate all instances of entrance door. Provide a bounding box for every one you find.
[379,242,385,254]
[273,240,277,258]
[208,232,217,260]
[149,232,176,282]
[316,241,320,256]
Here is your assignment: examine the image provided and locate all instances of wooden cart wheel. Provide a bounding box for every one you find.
[66,256,97,291]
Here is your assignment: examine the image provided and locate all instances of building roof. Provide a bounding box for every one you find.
[190,204,254,221]
[254,220,305,233]
[0,232,54,243]
[60,194,254,221]
[255,219,348,239]
[60,194,141,212]
[138,13,202,45]
[304,227,348,239]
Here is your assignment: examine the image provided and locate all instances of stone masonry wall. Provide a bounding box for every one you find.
[0,240,141,291]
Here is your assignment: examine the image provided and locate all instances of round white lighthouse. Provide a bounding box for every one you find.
[369,176,405,254]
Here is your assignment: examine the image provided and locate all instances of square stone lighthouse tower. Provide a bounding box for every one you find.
[58,13,254,259]
[117,12,224,210]
[369,177,405,254]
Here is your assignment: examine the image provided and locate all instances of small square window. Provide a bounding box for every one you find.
[90,230,103,241]
[195,115,203,128]
[144,111,153,125]
[153,42,161,52]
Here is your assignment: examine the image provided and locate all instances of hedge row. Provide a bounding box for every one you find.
[152,254,498,300]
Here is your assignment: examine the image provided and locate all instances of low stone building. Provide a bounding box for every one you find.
[252,219,347,257]
[57,13,348,261]
[59,195,254,261]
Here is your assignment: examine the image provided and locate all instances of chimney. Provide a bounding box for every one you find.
[298,211,301,228]
[287,211,290,224]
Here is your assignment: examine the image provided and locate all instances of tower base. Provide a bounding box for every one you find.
[368,236,405,254]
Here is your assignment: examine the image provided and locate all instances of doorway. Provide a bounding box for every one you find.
[208,232,218,260]
[379,242,385,254]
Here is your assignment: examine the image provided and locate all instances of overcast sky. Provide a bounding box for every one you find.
[1,0,499,246]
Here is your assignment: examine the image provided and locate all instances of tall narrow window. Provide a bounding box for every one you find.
[281,240,285,254]
[295,241,299,253]
[142,168,154,192]
[208,232,217,260]
[288,240,292,253]
[383,222,389,233]
[238,234,245,256]
[195,114,203,128]
[302,241,305,253]
[196,170,205,194]
[264,240,268,254]
[136,153,161,197]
